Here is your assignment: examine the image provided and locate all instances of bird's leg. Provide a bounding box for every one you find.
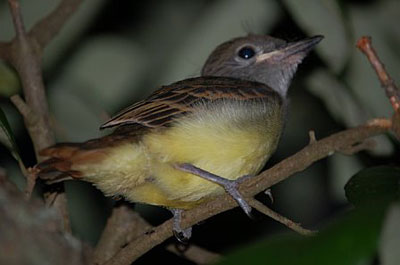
[170,208,192,243]
[175,163,252,217]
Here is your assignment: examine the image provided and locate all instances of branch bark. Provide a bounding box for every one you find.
[356,36,400,111]
[93,205,153,264]
[94,204,223,265]
[7,0,54,158]
[1,0,84,235]
[357,36,400,139]
[248,198,315,236]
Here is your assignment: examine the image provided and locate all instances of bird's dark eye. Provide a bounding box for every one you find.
[238,46,256,59]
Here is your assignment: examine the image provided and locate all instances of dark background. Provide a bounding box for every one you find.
[0,0,399,264]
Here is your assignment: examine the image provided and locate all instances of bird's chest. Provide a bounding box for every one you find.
[142,100,283,201]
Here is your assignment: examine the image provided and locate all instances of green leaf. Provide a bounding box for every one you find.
[217,206,385,265]
[345,166,400,207]
[0,63,20,97]
[0,106,21,161]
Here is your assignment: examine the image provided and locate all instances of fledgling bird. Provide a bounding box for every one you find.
[36,34,323,240]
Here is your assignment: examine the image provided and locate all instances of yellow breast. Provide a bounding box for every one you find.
[140,99,283,206]
[82,99,283,209]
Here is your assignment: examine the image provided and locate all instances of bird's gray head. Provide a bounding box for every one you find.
[201,34,323,98]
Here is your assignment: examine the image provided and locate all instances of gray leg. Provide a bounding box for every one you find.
[170,208,192,243]
[176,163,252,217]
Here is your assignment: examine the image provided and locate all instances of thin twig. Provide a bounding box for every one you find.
[248,198,316,236]
[10,94,41,198]
[392,111,400,139]
[356,36,400,111]
[338,138,376,155]
[104,118,391,265]
[93,205,152,265]
[357,36,400,139]
[7,0,26,39]
[10,95,40,128]
[29,0,84,50]
[7,1,54,158]
[3,0,83,235]
[52,193,71,233]
[94,205,222,265]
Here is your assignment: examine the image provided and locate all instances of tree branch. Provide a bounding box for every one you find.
[247,198,315,236]
[8,0,27,39]
[29,0,84,50]
[0,171,87,265]
[356,36,400,111]
[7,0,54,158]
[357,36,400,139]
[104,118,392,265]
[3,0,83,235]
[93,205,153,265]
[94,204,223,265]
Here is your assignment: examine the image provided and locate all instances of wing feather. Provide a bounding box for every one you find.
[101,76,281,129]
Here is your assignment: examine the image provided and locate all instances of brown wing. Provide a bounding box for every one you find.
[101,76,280,129]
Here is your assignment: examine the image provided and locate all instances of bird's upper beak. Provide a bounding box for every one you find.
[256,35,324,63]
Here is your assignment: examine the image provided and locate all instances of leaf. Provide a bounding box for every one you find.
[0,106,21,161]
[0,63,20,97]
[344,166,400,207]
[217,205,385,265]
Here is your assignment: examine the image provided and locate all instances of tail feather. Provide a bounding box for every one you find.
[39,143,81,158]
[36,143,85,183]
[35,133,132,184]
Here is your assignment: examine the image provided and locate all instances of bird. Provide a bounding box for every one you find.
[36,34,323,240]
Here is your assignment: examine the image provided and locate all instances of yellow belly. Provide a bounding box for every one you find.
[81,100,283,209]
[142,122,276,203]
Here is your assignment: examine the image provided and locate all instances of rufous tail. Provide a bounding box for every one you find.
[35,143,84,184]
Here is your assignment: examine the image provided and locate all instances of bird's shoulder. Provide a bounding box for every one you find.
[101,76,281,130]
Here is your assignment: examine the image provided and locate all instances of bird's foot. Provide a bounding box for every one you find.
[171,208,192,243]
[176,163,253,217]
[264,188,274,203]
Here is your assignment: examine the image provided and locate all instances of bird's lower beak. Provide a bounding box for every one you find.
[256,35,324,63]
